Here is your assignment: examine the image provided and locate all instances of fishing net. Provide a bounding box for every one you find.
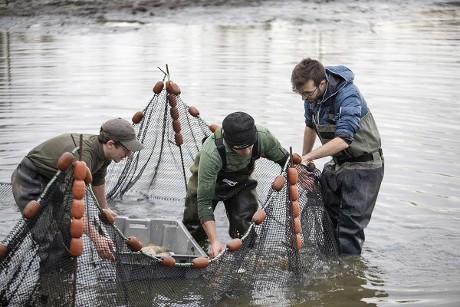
[0,69,339,306]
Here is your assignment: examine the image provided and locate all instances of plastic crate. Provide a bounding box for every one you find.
[115,216,207,263]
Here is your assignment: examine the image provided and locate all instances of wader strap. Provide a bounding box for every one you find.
[214,128,227,170]
[246,138,260,170]
[327,94,337,124]
[312,93,337,134]
[335,148,383,166]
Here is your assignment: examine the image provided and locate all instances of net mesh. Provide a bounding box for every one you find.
[0,72,339,306]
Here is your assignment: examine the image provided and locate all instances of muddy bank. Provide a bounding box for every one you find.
[0,0,268,33]
[1,0,455,34]
[1,0,264,17]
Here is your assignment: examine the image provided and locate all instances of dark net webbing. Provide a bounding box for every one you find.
[0,75,339,306]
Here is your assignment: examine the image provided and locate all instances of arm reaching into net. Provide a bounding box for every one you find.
[92,184,117,219]
[84,215,116,260]
[202,220,224,258]
[297,164,321,193]
[302,137,348,164]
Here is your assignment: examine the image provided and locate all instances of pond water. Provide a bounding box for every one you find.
[1,0,459,306]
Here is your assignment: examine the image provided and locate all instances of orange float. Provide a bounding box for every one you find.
[292,153,302,164]
[226,238,243,252]
[170,107,179,120]
[291,201,300,218]
[71,199,85,219]
[73,160,87,181]
[70,218,85,238]
[252,209,267,225]
[132,111,144,124]
[293,217,301,234]
[165,81,181,95]
[192,257,209,268]
[127,236,143,252]
[188,106,200,117]
[72,179,86,200]
[289,185,299,201]
[0,243,7,258]
[84,167,93,184]
[69,238,84,257]
[57,152,74,171]
[160,255,176,267]
[271,175,286,191]
[172,119,181,133]
[175,133,183,146]
[153,81,164,94]
[167,94,177,107]
[288,167,298,185]
[170,83,181,95]
[22,200,41,220]
[209,123,218,133]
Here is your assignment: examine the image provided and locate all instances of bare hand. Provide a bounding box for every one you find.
[301,158,309,166]
[96,236,115,261]
[105,208,117,219]
[208,241,224,258]
[298,165,320,192]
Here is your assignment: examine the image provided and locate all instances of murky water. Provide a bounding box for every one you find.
[1,0,459,305]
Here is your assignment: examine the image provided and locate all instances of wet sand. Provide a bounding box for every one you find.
[1,0,260,17]
[1,0,262,32]
[2,0,455,35]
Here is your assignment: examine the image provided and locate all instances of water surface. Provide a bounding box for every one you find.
[1,0,459,305]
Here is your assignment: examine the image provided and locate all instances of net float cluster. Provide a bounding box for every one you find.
[69,159,90,257]
[289,156,302,250]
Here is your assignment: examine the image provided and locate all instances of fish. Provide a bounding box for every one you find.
[141,244,172,256]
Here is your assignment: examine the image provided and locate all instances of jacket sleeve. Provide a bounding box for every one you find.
[303,101,315,129]
[196,150,222,223]
[335,84,362,144]
[260,129,289,168]
[91,160,111,186]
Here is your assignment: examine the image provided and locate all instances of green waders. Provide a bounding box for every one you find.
[182,171,258,247]
[11,157,72,274]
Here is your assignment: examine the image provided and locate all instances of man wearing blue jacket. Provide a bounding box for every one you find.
[291,58,384,255]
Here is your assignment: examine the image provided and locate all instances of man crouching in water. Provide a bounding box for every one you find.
[183,111,289,257]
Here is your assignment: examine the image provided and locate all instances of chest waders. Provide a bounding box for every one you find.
[314,96,384,255]
[182,128,260,247]
[11,157,72,274]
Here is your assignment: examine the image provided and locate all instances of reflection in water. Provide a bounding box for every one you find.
[216,257,388,306]
[1,0,460,305]
[0,32,11,88]
[304,257,388,306]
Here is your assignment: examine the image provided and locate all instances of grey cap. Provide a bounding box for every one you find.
[100,118,144,152]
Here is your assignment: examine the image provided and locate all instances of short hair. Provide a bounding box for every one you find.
[291,58,326,92]
[98,129,110,144]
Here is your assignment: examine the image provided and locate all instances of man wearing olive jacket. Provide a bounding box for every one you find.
[11,118,144,271]
[182,111,289,258]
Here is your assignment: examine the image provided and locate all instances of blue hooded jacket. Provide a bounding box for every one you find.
[304,65,370,144]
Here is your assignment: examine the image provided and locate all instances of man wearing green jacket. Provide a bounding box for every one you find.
[11,118,144,269]
[183,111,289,257]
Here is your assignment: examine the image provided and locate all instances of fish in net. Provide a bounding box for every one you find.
[0,68,339,306]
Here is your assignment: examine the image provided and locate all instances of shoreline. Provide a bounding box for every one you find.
[1,0,452,35]
[0,0,265,33]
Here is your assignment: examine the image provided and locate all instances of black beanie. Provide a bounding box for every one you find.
[222,112,258,149]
